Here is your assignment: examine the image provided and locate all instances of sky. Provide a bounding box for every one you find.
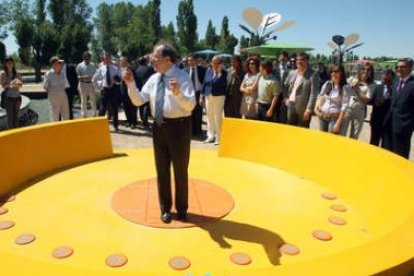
[4,0,414,58]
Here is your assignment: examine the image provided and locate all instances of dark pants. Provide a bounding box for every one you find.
[99,86,119,129]
[383,126,412,159]
[369,120,385,146]
[65,87,77,120]
[287,103,311,128]
[139,102,150,127]
[257,103,274,122]
[275,95,287,123]
[122,92,137,126]
[153,117,192,214]
[191,91,203,135]
[6,96,22,129]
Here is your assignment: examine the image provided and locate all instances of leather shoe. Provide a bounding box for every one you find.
[176,212,188,222]
[161,212,172,223]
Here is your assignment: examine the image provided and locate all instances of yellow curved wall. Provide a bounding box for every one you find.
[219,118,414,274]
[0,118,113,197]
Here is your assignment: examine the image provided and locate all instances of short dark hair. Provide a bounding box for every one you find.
[384,69,396,78]
[260,60,273,74]
[154,41,177,64]
[297,52,309,60]
[279,51,289,58]
[398,58,413,69]
[83,52,91,59]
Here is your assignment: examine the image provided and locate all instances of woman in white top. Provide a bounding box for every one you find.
[343,64,376,139]
[240,56,260,119]
[314,64,351,135]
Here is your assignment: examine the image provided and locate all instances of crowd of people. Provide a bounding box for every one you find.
[1,49,413,159]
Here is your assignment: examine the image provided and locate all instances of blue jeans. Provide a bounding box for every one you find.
[319,116,347,136]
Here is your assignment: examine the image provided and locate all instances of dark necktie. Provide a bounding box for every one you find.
[397,80,404,97]
[191,68,196,87]
[385,85,392,98]
[154,74,165,126]
[106,65,111,87]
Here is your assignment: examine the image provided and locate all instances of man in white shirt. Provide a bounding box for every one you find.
[92,52,121,131]
[124,42,196,223]
[76,52,97,117]
[43,56,70,121]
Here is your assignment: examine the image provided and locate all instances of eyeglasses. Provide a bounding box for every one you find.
[249,62,256,65]
[331,70,340,73]
[396,65,407,69]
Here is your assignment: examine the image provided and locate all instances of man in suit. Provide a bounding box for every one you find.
[273,51,289,123]
[186,55,205,137]
[383,58,414,159]
[64,62,79,119]
[134,56,155,129]
[284,52,318,128]
[369,69,395,146]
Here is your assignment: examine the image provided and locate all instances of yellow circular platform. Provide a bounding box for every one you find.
[0,149,372,275]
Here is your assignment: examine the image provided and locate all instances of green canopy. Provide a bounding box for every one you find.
[241,42,314,57]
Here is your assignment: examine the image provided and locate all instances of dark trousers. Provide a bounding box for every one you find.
[257,103,274,122]
[6,96,22,129]
[153,117,192,214]
[275,95,287,123]
[369,120,385,146]
[383,126,412,159]
[139,102,150,127]
[122,93,137,126]
[287,103,310,128]
[65,87,76,120]
[99,86,119,129]
[191,91,203,135]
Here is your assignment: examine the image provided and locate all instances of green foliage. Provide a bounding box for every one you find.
[176,0,198,54]
[203,20,218,50]
[150,0,162,45]
[239,35,249,50]
[217,16,238,54]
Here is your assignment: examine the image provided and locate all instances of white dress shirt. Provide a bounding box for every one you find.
[127,65,195,118]
[92,63,121,90]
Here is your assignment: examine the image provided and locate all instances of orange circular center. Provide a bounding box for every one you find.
[111,178,234,228]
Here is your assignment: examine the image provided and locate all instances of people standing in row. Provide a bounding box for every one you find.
[43,56,70,122]
[284,52,318,128]
[314,64,351,135]
[1,56,23,129]
[124,42,195,223]
[383,59,414,159]
[92,52,122,132]
[186,55,205,137]
[120,56,138,129]
[240,56,260,119]
[345,64,376,139]
[76,52,97,118]
[369,69,395,146]
[224,56,244,118]
[201,55,227,145]
[134,56,155,129]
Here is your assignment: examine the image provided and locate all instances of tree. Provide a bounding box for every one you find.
[239,35,249,50]
[7,0,59,81]
[176,0,198,54]
[149,0,161,45]
[204,20,217,49]
[217,16,238,54]
[94,3,117,55]
[162,22,179,51]
[48,0,93,62]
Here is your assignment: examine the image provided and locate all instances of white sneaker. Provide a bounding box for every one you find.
[214,140,220,146]
[203,137,215,143]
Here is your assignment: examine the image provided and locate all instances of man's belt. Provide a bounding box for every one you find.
[162,116,191,123]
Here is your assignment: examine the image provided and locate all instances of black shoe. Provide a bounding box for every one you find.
[161,212,172,223]
[176,212,187,222]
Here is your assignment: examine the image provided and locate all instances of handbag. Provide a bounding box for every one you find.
[1,88,8,109]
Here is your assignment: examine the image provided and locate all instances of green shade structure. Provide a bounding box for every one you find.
[194,49,220,59]
[241,42,313,57]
